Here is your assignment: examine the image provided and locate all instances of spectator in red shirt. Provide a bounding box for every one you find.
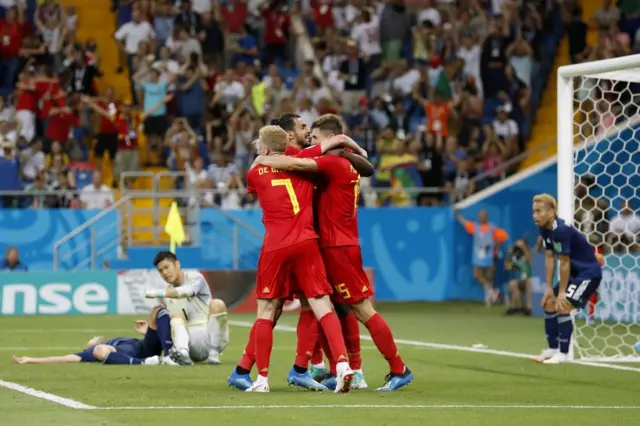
[261,0,290,66]
[34,66,65,138]
[0,6,25,95]
[82,95,140,188]
[15,71,38,142]
[46,99,80,152]
[92,86,119,172]
[220,0,248,67]
[311,0,333,36]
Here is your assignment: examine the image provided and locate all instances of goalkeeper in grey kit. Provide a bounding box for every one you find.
[146,251,230,365]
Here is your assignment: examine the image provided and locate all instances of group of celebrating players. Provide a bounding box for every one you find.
[12,113,604,394]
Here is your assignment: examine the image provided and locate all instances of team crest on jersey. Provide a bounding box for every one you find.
[553,242,562,253]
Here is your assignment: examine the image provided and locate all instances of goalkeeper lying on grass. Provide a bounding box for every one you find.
[12,306,173,365]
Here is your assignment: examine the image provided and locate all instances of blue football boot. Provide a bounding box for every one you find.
[227,369,253,391]
[375,367,414,392]
[286,367,328,391]
[320,374,337,391]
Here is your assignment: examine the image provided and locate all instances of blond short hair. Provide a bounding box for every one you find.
[259,125,288,153]
[533,193,557,210]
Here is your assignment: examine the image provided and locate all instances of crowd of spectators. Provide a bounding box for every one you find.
[1,0,639,210]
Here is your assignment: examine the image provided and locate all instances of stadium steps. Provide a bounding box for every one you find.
[129,168,175,244]
[65,0,130,185]
[66,0,168,244]
[521,1,601,170]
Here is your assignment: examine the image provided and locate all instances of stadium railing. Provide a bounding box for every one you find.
[52,195,132,271]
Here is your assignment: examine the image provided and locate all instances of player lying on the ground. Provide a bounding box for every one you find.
[237,125,356,393]
[531,193,603,364]
[145,251,230,365]
[12,306,173,365]
[228,114,371,392]
[249,115,414,391]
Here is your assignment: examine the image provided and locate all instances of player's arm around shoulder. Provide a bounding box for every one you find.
[254,155,318,172]
[339,150,375,177]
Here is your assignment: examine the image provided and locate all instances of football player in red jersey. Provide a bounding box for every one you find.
[229,114,373,393]
[253,115,414,392]
[240,125,354,393]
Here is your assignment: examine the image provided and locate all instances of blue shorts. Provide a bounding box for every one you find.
[140,328,162,358]
[554,275,601,309]
[118,329,162,359]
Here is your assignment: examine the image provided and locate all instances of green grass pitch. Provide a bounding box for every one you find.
[1,303,638,426]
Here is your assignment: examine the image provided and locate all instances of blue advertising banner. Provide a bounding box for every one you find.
[0,272,117,315]
[0,209,119,270]
[113,208,455,301]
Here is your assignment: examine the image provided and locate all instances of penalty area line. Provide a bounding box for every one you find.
[95,404,640,411]
[228,321,640,373]
[0,379,97,410]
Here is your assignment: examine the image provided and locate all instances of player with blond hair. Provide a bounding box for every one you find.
[252,115,413,391]
[238,125,355,393]
[531,193,603,364]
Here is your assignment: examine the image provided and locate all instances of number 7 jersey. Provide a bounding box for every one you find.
[247,164,318,253]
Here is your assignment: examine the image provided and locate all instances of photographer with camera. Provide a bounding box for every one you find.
[504,238,532,316]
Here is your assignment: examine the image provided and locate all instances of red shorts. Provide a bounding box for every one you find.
[321,245,373,304]
[256,239,333,300]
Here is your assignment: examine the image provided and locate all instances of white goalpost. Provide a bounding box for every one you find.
[557,55,640,363]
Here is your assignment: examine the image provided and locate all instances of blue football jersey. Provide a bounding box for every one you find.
[538,218,602,279]
[104,337,140,347]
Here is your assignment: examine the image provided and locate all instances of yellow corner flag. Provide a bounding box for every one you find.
[165,201,186,254]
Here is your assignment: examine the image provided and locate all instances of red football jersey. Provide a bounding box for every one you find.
[313,155,361,248]
[284,144,322,158]
[247,165,318,253]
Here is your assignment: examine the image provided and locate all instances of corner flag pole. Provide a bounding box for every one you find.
[164,201,186,254]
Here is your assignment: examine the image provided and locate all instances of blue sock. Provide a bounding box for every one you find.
[557,314,573,354]
[104,351,143,365]
[544,311,559,350]
[156,308,173,356]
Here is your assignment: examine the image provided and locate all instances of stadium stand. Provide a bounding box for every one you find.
[1,0,639,212]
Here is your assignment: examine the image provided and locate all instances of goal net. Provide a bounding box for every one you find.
[558,55,640,363]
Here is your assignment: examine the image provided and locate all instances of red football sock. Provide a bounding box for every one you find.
[319,312,348,373]
[254,319,274,377]
[294,310,318,368]
[310,338,323,365]
[364,313,405,374]
[340,311,362,370]
[318,326,336,375]
[238,322,257,371]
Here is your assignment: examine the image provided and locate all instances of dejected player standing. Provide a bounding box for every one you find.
[531,193,603,364]
[239,125,354,393]
[254,114,413,391]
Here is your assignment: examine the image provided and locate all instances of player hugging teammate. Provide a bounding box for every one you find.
[228,114,413,393]
[531,194,603,364]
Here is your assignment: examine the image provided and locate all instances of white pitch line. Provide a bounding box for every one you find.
[228,320,640,373]
[96,404,640,411]
[5,323,640,373]
[0,379,97,410]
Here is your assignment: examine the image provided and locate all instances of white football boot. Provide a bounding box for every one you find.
[531,348,558,363]
[542,352,569,364]
[207,349,221,365]
[245,379,270,392]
